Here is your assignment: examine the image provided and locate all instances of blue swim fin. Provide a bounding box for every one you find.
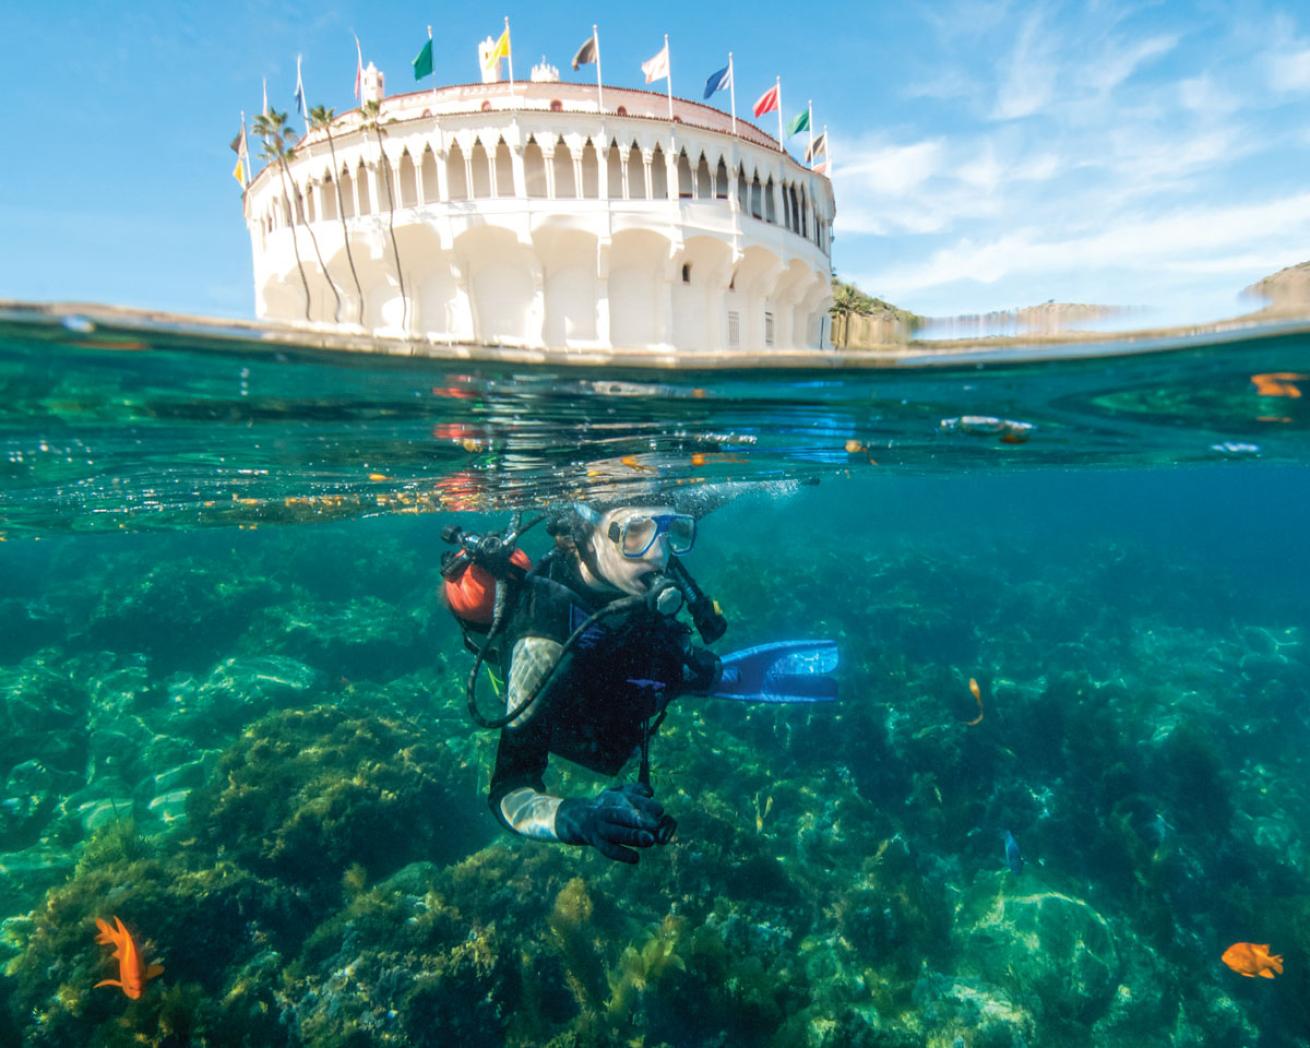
[709,639,839,703]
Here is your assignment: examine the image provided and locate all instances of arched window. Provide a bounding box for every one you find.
[339,167,356,218]
[764,177,777,223]
[398,150,418,208]
[789,185,800,233]
[750,172,762,219]
[677,150,694,199]
[616,105,628,116]
[681,263,692,283]
[627,144,646,199]
[322,174,339,220]
[481,100,492,112]
[447,142,469,200]
[736,164,748,211]
[782,182,792,231]
[651,145,668,199]
[550,99,563,112]
[552,145,576,198]
[581,139,600,198]
[800,186,809,238]
[695,154,712,199]
[421,146,439,202]
[607,140,623,198]
[523,138,548,198]
[470,141,492,198]
[716,157,729,199]
[494,138,514,197]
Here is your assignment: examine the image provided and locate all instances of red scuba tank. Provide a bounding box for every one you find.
[443,548,532,629]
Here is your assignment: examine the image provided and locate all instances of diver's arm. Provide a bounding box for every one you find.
[487,634,665,862]
[487,635,566,841]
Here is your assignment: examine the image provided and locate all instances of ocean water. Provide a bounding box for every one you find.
[1,309,1308,1046]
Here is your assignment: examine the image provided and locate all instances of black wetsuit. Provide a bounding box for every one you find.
[487,551,718,838]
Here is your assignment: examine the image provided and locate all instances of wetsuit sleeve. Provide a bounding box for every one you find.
[488,635,565,841]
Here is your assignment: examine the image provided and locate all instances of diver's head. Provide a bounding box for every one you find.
[566,504,696,596]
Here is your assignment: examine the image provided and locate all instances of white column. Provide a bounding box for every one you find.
[543,148,557,199]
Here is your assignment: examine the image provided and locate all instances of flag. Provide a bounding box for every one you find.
[353,35,364,99]
[294,56,309,124]
[752,83,779,117]
[641,41,669,83]
[413,37,434,80]
[703,63,730,100]
[483,25,510,74]
[230,124,248,188]
[786,109,809,137]
[571,34,597,70]
[805,132,827,163]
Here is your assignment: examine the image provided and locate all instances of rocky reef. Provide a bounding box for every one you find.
[0,513,1306,1046]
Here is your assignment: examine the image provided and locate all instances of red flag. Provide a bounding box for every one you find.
[353,35,364,99]
[752,84,779,118]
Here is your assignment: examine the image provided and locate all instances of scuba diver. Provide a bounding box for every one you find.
[441,499,838,864]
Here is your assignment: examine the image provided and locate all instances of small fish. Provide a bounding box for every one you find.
[1221,942,1283,979]
[966,677,984,726]
[94,915,164,1000]
[1003,830,1023,875]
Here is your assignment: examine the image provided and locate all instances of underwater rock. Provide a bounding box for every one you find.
[955,884,1120,1027]
[83,557,281,673]
[242,595,430,681]
[189,706,491,903]
[910,971,1036,1047]
[166,655,318,743]
[0,843,76,919]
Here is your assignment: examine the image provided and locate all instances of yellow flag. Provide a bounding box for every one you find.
[490,26,510,62]
[232,157,245,187]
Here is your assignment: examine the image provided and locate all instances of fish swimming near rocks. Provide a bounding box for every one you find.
[1003,830,1023,875]
[966,677,984,726]
[94,915,164,999]
[1221,942,1283,979]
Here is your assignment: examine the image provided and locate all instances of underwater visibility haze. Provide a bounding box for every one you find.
[1,308,1309,1046]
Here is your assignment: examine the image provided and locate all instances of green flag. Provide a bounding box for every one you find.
[413,37,434,80]
[786,109,810,137]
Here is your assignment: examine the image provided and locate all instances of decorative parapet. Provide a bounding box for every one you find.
[244,81,835,353]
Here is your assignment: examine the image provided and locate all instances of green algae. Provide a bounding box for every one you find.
[0,506,1308,1045]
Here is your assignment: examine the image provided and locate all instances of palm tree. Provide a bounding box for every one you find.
[361,99,408,332]
[252,109,343,323]
[309,105,365,326]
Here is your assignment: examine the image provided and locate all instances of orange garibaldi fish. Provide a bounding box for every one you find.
[1221,942,1283,979]
[94,916,164,999]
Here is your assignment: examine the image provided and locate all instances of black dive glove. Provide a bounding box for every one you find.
[555,783,665,864]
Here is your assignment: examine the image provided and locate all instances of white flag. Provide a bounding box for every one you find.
[641,42,669,84]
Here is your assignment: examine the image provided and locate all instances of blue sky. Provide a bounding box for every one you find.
[4,1,1310,323]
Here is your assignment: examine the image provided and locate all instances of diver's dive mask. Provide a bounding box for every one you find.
[607,512,696,558]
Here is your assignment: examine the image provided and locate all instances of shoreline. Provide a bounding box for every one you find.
[5,297,1310,370]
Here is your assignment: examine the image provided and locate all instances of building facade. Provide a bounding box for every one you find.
[243,71,835,353]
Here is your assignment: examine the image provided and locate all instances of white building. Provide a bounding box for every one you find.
[243,72,835,353]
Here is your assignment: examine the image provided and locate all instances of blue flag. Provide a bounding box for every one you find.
[703,64,731,100]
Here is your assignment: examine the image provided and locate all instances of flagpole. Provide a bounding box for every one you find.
[594,25,604,114]
[807,100,814,168]
[728,52,736,137]
[505,17,514,88]
[240,110,250,190]
[775,76,783,151]
[428,26,437,110]
[664,34,673,121]
[262,77,268,117]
